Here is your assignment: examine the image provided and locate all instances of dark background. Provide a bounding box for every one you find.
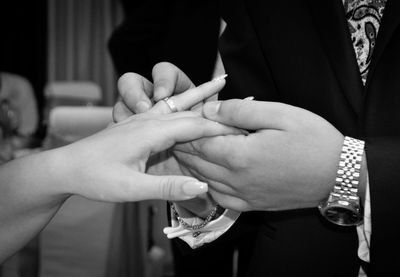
[0,0,48,138]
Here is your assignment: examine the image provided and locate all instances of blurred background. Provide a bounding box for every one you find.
[0,0,121,137]
[0,0,174,276]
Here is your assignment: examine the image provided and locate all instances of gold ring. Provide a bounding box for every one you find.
[162,97,178,113]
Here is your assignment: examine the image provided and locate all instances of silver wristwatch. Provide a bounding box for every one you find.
[318,136,365,226]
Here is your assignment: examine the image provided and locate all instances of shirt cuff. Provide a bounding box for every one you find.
[356,174,371,263]
[163,205,240,249]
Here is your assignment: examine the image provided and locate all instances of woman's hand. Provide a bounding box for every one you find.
[0,73,233,262]
[58,111,239,202]
[0,96,238,263]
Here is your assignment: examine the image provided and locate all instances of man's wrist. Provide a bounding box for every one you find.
[318,136,365,226]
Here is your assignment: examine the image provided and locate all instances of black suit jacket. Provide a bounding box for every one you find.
[109,0,400,276]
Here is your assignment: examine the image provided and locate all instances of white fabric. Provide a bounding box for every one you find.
[357,178,371,262]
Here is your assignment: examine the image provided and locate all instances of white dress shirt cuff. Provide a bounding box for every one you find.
[356,175,371,263]
[163,206,241,249]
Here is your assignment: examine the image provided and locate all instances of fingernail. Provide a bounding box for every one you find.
[135,101,151,113]
[183,181,208,197]
[244,96,255,101]
[202,101,221,118]
[212,74,228,82]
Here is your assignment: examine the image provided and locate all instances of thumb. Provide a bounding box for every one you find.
[152,62,194,101]
[135,174,208,201]
[202,99,292,130]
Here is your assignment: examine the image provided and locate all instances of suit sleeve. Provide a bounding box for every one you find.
[365,137,400,274]
[108,0,221,85]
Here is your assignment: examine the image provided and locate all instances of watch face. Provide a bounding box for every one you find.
[324,206,362,226]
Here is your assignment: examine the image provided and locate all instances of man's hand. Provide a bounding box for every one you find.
[113,62,223,120]
[173,99,345,211]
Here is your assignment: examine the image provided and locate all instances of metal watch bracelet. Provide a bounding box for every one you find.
[318,136,365,226]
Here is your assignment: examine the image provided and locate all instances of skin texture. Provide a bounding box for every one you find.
[114,62,368,215]
[174,100,345,211]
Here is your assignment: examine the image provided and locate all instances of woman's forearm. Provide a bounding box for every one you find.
[0,148,70,262]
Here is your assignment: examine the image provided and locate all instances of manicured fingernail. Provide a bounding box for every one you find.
[212,74,228,82]
[135,101,151,113]
[183,181,208,197]
[203,101,221,118]
[244,96,254,101]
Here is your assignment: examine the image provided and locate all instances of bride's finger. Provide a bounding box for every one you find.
[150,74,227,114]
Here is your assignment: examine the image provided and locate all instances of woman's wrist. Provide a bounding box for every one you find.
[0,148,70,219]
[47,145,82,199]
[26,148,72,205]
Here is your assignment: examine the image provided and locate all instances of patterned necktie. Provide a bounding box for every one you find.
[342,0,387,85]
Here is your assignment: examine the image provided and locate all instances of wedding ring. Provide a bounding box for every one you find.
[162,97,178,113]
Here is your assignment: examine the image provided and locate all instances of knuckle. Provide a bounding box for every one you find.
[144,118,161,129]
[179,116,205,135]
[223,145,249,170]
[158,177,176,199]
[221,99,247,122]
[118,72,137,89]
[153,61,175,72]
[118,73,144,101]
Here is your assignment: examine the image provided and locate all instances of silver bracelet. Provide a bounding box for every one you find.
[169,202,221,231]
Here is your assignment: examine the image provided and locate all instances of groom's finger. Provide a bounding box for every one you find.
[152,62,195,101]
[202,99,294,130]
[117,72,154,114]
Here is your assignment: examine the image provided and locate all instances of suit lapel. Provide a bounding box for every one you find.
[306,0,364,116]
[366,0,400,88]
